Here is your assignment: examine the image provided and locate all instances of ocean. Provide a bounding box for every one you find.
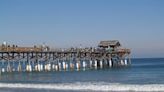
[0,58,164,92]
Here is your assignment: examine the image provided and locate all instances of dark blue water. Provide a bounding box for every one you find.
[0,58,164,92]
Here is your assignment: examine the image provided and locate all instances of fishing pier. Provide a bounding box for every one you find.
[0,40,131,73]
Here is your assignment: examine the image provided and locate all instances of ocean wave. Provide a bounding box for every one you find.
[0,82,164,92]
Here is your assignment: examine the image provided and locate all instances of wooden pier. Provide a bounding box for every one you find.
[0,40,131,73]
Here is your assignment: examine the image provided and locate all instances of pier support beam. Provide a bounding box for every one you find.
[100,60,103,68]
[109,59,112,67]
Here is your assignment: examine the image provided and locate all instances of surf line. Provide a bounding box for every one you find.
[0,83,164,92]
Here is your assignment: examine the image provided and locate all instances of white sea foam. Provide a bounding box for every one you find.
[0,82,164,92]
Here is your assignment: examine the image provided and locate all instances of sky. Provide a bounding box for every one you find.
[0,0,164,58]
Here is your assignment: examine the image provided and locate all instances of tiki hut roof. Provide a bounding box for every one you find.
[98,40,121,47]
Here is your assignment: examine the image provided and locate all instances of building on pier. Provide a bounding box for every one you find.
[98,40,121,51]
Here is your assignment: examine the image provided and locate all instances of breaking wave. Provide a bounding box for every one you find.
[0,82,164,92]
